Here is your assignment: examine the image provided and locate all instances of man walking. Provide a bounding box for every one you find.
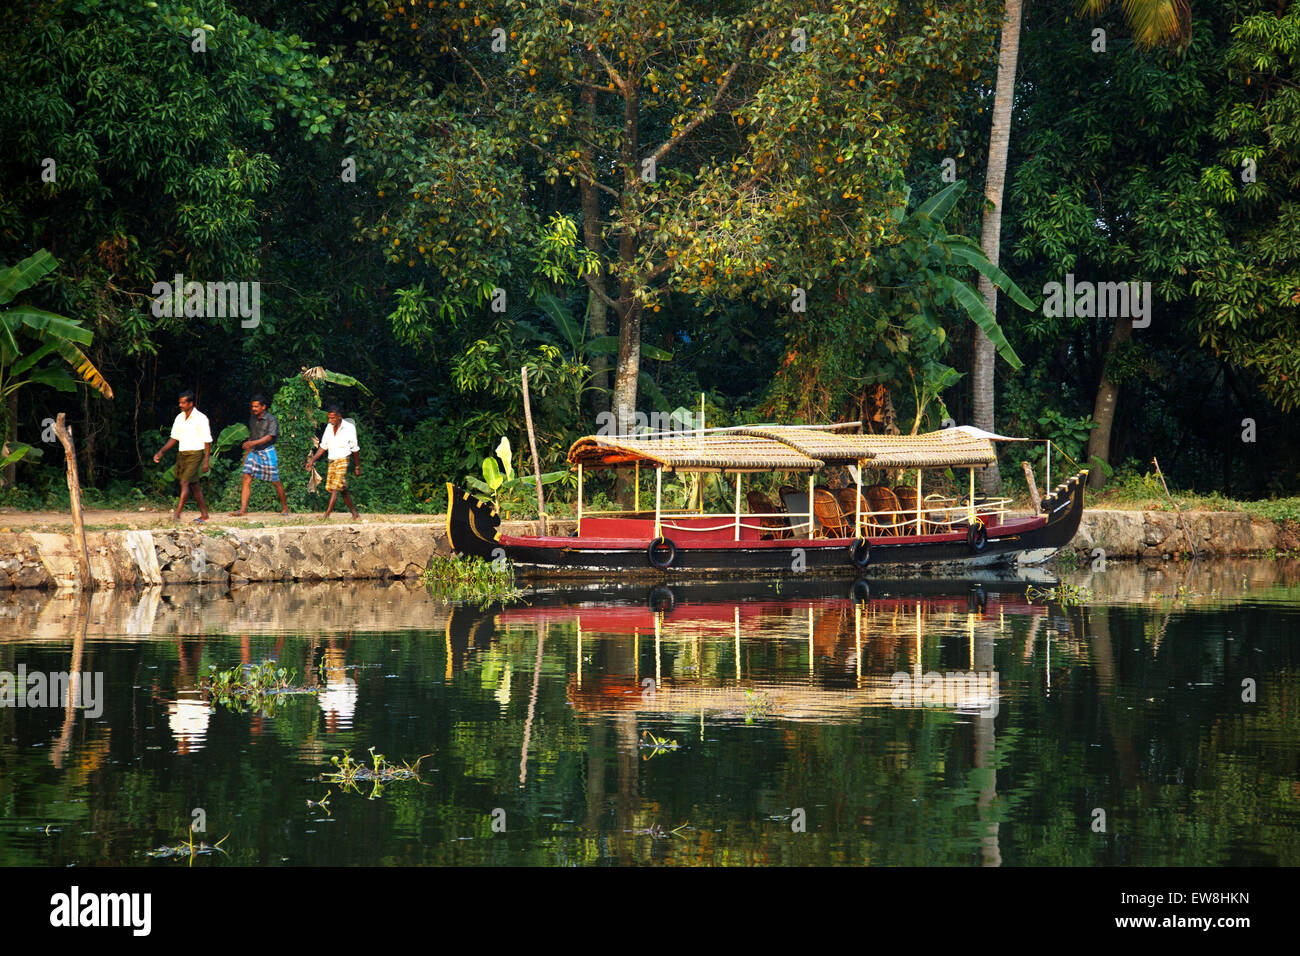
[304,405,360,519]
[153,389,212,523]
[229,393,290,516]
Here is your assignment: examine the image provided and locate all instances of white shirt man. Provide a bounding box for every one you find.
[170,407,213,451]
[318,418,360,459]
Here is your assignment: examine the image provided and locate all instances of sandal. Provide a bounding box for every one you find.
[192,517,207,524]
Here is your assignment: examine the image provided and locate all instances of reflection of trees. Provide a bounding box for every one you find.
[5,583,1299,866]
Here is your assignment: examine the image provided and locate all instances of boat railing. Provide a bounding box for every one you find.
[584,498,1014,538]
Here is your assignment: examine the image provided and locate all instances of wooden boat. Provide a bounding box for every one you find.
[447,423,1086,578]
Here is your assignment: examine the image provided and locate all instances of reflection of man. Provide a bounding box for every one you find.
[318,645,357,732]
[229,394,290,516]
[153,390,212,523]
[168,693,212,755]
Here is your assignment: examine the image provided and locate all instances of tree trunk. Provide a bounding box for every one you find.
[972,0,1024,495]
[1085,318,1132,489]
[579,83,610,417]
[612,79,641,434]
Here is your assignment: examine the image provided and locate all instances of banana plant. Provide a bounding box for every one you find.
[464,435,566,517]
[1,249,113,471]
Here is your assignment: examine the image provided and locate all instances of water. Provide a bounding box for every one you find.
[1,558,1297,866]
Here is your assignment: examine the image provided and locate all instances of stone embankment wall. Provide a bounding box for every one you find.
[1065,509,1299,561]
[0,511,1294,590]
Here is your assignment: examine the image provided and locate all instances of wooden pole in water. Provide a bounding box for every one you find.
[520,366,547,536]
[54,413,91,590]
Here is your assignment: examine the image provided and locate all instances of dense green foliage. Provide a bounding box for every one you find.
[0,0,1295,509]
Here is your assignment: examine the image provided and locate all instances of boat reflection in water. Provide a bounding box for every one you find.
[452,575,1056,867]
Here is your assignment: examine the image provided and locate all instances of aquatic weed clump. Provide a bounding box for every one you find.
[144,832,230,866]
[321,747,429,799]
[201,660,317,714]
[1025,583,1091,607]
[421,553,522,605]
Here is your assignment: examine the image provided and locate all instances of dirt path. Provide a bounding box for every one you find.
[0,507,447,534]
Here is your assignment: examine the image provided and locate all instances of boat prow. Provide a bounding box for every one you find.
[446,482,502,560]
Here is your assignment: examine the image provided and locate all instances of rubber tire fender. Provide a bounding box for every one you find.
[967,522,988,553]
[850,537,872,568]
[648,536,677,570]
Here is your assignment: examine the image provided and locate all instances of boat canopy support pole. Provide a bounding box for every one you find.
[916,468,923,535]
[734,473,742,541]
[1046,440,1051,491]
[969,467,976,523]
[808,474,815,539]
[577,463,583,535]
[855,460,863,538]
[655,467,663,539]
[635,461,640,512]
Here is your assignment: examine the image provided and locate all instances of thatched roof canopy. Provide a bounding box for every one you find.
[567,424,998,472]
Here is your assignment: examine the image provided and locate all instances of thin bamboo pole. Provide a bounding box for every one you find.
[1152,456,1197,557]
[520,366,547,536]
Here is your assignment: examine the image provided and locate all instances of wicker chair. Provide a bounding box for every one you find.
[747,490,790,539]
[834,487,870,536]
[812,489,851,538]
[863,485,903,536]
[893,486,927,534]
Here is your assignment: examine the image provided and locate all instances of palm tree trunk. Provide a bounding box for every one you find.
[972,0,1024,495]
[1085,318,1132,488]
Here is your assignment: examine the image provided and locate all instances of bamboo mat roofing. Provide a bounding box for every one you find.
[567,425,997,471]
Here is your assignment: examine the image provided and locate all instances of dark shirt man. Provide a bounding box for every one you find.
[229,394,290,516]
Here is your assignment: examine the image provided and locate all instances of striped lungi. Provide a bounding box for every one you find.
[325,458,349,492]
[242,447,279,482]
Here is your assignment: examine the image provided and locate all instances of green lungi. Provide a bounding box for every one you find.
[176,450,204,484]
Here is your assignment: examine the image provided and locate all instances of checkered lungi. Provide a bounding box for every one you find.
[242,447,279,482]
[325,457,349,492]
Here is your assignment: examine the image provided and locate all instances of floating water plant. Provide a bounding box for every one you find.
[321,747,429,799]
[306,792,332,816]
[144,831,230,866]
[421,553,522,606]
[1025,583,1091,607]
[634,822,689,840]
[201,660,316,714]
[743,687,772,723]
[639,729,680,760]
